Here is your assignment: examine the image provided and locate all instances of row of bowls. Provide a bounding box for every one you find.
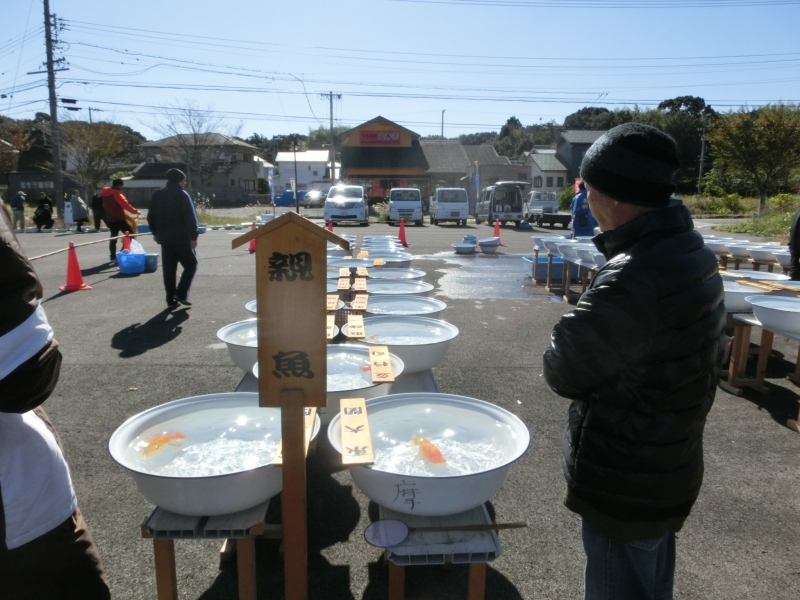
[702,236,791,267]
[533,235,607,268]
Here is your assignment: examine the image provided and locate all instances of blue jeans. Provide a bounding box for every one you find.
[582,519,675,600]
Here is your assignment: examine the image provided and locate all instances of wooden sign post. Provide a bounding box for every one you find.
[232,214,348,600]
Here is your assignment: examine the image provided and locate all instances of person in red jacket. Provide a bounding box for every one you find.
[101,178,140,263]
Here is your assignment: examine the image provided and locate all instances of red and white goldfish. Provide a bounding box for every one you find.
[142,432,187,456]
[412,436,447,464]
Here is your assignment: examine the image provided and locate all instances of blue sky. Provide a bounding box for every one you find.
[2,0,799,142]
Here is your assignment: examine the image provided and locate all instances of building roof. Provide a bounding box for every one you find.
[274,150,333,163]
[130,161,188,179]
[340,143,428,170]
[139,134,258,150]
[339,116,419,142]
[419,140,470,173]
[253,156,274,168]
[560,130,606,145]
[462,144,510,166]
[530,154,567,172]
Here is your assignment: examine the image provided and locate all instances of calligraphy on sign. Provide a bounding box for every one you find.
[272,350,314,379]
[393,480,421,510]
[340,397,373,465]
[268,251,314,282]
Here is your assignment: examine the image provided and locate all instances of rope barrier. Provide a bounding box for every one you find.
[28,232,154,261]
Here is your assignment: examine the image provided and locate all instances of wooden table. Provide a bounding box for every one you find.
[380,504,502,600]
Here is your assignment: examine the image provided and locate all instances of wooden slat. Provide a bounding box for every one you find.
[326,314,336,340]
[337,277,351,291]
[368,345,395,383]
[357,250,369,259]
[347,314,365,339]
[353,278,368,291]
[273,406,318,465]
[326,295,340,311]
[356,267,369,277]
[340,398,374,465]
[350,294,369,311]
[373,258,385,266]
[338,267,351,278]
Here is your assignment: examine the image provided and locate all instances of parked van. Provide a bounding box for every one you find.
[429,188,469,226]
[474,182,525,227]
[324,185,369,226]
[523,191,571,229]
[388,188,423,226]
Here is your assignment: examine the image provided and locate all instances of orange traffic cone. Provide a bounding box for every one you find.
[59,242,92,292]
[493,219,505,246]
[123,231,131,251]
[398,218,409,247]
[327,220,334,232]
[248,223,256,253]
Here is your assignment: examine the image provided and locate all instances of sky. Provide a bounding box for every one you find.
[2,0,800,143]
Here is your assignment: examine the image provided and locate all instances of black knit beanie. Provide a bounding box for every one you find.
[579,122,680,207]
[166,168,186,183]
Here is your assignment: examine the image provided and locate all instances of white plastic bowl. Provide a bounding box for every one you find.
[774,252,792,268]
[108,392,321,516]
[327,393,530,516]
[726,243,758,259]
[329,258,379,269]
[724,281,767,312]
[368,268,426,280]
[704,239,733,254]
[365,280,434,296]
[217,319,336,371]
[721,269,790,282]
[532,235,566,249]
[253,344,404,424]
[245,298,343,314]
[747,247,778,263]
[341,316,459,373]
[745,296,800,334]
[453,243,476,254]
[364,295,447,317]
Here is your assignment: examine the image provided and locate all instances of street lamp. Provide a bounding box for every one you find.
[292,135,299,213]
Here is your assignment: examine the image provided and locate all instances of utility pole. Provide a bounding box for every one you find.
[88,107,104,124]
[441,110,445,138]
[697,120,706,196]
[43,0,65,217]
[320,92,341,182]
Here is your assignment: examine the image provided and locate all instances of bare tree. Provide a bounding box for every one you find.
[60,119,125,196]
[0,119,34,186]
[149,101,242,194]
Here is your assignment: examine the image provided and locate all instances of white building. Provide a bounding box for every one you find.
[273,150,340,193]
[524,153,568,194]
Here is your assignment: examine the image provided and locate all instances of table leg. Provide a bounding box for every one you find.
[152,539,178,600]
[719,255,728,270]
[788,344,800,387]
[388,561,405,600]
[545,255,553,290]
[562,260,571,300]
[237,537,257,600]
[467,563,487,600]
[719,323,751,396]
[754,330,774,390]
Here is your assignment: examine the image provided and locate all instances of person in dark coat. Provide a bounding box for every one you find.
[90,187,106,231]
[33,192,54,232]
[147,169,199,309]
[10,190,26,230]
[543,123,725,600]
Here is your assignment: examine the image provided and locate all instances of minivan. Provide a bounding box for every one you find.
[474,182,525,227]
[429,188,469,226]
[388,188,423,226]
[324,185,369,226]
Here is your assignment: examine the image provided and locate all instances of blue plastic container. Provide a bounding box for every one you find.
[523,256,579,281]
[144,253,159,273]
[137,224,151,234]
[117,252,145,275]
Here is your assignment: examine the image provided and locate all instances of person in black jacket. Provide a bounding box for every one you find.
[543,123,725,600]
[147,169,199,309]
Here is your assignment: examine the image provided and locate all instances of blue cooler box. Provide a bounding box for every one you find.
[522,256,579,281]
[117,252,145,275]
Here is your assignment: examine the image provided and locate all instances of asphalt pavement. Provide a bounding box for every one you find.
[14,218,800,599]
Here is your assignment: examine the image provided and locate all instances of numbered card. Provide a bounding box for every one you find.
[350,294,369,311]
[274,407,318,465]
[357,250,369,259]
[338,267,351,278]
[342,255,353,260]
[353,278,367,291]
[326,314,336,340]
[356,267,369,277]
[373,258,385,267]
[368,345,395,383]
[337,277,351,291]
[347,314,365,339]
[326,294,340,311]
[339,398,373,465]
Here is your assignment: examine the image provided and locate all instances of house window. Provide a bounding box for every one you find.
[308,165,311,171]
[312,170,318,176]
[533,176,542,187]
[557,177,564,188]
[230,179,236,186]
[244,180,255,191]
[546,176,554,188]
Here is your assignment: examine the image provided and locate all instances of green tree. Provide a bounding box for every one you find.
[657,96,716,193]
[707,104,800,212]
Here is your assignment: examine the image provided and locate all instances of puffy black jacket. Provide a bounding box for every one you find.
[147,182,199,245]
[543,202,725,541]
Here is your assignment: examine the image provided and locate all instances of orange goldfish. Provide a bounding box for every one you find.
[412,436,447,464]
[142,432,187,456]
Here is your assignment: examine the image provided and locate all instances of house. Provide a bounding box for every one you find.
[419,140,470,189]
[525,153,568,194]
[138,133,261,193]
[463,145,529,208]
[273,150,339,195]
[555,130,606,183]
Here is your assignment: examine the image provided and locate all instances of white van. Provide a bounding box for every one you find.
[324,185,369,226]
[388,188,423,226]
[429,188,469,226]
[474,182,525,227]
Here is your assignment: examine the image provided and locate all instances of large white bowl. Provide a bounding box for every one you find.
[254,344,405,424]
[368,268,426,280]
[747,247,778,263]
[329,258,380,269]
[108,393,321,516]
[364,295,447,317]
[745,296,800,334]
[705,239,734,254]
[341,316,459,373]
[245,298,344,314]
[774,251,792,268]
[726,243,758,259]
[724,281,767,312]
[327,393,530,516]
[531,235,566,249]
[364,280,434,296]
[591,252,607,267]
[217,319,336,371]
[721,269,790,282]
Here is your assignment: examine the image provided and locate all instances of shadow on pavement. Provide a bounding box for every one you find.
[111,308,190,358]
[736,353,800,430]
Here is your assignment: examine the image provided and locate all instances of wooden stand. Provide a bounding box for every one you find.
[719,313,772,395]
